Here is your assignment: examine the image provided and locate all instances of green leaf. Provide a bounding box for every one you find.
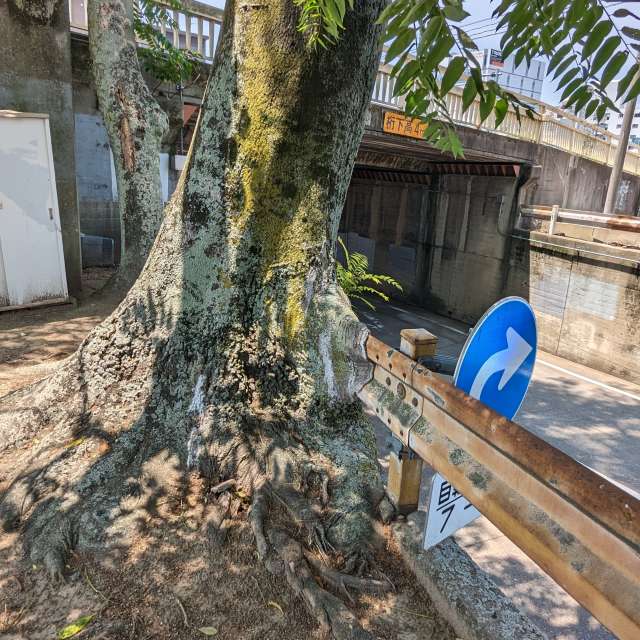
[582,21,612,60]
[613,8,640,21]
[198,627,219,636]
[442,4,469,22]
[584,98,600,119]
[572,6,602,44]
[601,51,627,88]
[421,32,455,76]
[494,97,509,127]
[590,36,621,76]
[624,75,640,104]
[401,0,437,27]
[440,56,465,96]
[462,76,477,111]
[557,67,580,90]
[564,85,586,109]
[376,0,404,25]
[390,50,410,76]
[561,77,583,102]
[552,56,576,81]
[419,15,444,52]
[622,26,640,42]
[548,43,572,74]
[572,88,592,114]
[616,63,640,100]
[479,90,496,123]
[393,59,420,94]
[455,27,476,50]
[385,28,415,63]
[566,0,588,26]
[470,66,483,91]
[58,615,95,639]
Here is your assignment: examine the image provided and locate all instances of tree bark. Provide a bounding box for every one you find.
[8,0,61,22]
[88,0,168,287]
[0,0,386,635]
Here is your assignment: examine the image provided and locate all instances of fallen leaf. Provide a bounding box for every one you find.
[198,627,218,636]
[64,437,85,449]
[58,614,94,639]
[268,601,284,615]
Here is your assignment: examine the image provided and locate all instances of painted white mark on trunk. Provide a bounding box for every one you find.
[189,374,206,413]
[346,323,371,397]
[303,266,318,312]
[187,374,206,468]
[319,331,337,398]
[187,427,203,470]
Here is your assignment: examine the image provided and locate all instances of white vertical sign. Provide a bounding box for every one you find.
[423,475,481,550]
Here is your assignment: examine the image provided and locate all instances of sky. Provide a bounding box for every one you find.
[198,0,635,108]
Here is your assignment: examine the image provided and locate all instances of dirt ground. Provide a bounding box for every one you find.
[0,268,119,397]
[0,269,457,640]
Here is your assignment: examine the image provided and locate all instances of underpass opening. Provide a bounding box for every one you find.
[338,162,528,320]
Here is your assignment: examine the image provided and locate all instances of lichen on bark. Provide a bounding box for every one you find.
[0,0,389,635]
[9,0,61,22]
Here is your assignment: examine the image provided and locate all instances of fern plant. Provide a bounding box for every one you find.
[336,237,403,310]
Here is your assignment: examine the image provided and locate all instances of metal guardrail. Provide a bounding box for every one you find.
[520,205,640,232]
[372,64,640,177]
[358,333,640,640]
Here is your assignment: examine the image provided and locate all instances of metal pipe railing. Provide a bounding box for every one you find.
[359,333,640,640]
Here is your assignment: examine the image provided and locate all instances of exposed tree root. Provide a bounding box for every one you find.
[268,528,374,640]
[271,484,334,554]
[249,483,270,563]
[202,492,232,548]
[304,551,393,604]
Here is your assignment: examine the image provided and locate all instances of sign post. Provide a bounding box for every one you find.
[423,297,537,550]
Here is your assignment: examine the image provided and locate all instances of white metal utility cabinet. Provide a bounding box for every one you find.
[0,111,69,311]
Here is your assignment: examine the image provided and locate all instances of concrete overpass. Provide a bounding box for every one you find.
[2,0,639,322]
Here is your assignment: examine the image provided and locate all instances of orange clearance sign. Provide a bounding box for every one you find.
[383,112,427,140]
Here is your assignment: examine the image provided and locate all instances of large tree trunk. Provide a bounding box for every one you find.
[0,0,386,635]
[88,0,168,287]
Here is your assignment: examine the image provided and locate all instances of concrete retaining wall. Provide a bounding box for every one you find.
[340,170,640,383]
[506,232,640,384]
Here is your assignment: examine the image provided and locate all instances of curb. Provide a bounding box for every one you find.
[392,512,547,640]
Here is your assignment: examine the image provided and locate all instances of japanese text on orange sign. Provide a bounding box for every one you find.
[383,112,427,140]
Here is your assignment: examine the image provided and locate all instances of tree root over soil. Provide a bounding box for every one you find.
[0,320,401,639]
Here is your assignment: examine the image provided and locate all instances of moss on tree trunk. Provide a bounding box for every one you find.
[0,0,387,635]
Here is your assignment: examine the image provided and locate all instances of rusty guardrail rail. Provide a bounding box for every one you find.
[358,333,640,640]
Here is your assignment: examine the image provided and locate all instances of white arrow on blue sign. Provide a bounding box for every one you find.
[424,297,537,550]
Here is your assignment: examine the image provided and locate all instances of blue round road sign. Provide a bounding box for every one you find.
[453,296,537,421]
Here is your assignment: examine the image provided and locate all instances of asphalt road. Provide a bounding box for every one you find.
[357,298,640,640]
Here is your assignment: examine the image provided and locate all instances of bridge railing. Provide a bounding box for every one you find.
[68,0,223,63]
[359,331,640,640]
[373,64,640,177]
[69,2,640,177]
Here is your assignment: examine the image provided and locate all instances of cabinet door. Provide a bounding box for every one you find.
[0,114,68,307]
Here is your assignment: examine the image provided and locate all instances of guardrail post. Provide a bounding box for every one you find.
[386,329,438,514]
[387,440,423,515]
[399,328,438,359]
[549,204,559,235]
